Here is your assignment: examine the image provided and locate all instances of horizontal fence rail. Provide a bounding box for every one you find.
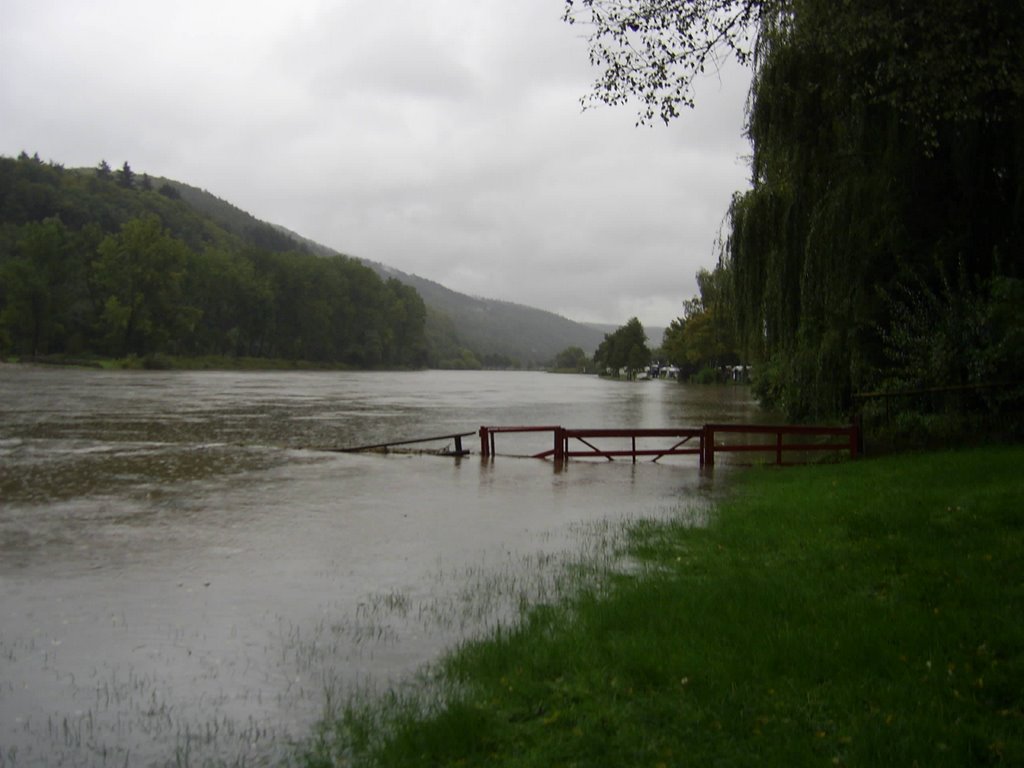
[479,426,562,458]
[480,426,701,462]
[558,428,703,463]
[702,423,859,466]
[334,431,476,455]
[852,381,1023,423]
[332,424,859,466]
[480,423,858,466]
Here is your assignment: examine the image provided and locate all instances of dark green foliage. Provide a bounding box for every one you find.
[592,317,650,378]
[0,153,428,367]
[364,265,608,368]
[567,0,1024,420]
[551,345,589,372]
[726,0,1024,419]
[116,162,134,189]
[93,215,191,356]
[1,218,69,357]
[422,306,483,369]
[157,183,180,200]
[661,263,741,377]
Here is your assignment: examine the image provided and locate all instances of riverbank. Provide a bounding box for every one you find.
[303,445,1023,767]
[2,353,366,371]
[2,353,528,372]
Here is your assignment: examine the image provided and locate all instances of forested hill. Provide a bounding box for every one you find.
[160,174,611,366]
[0,154,604,368]
[0,155,429,366]
[270,215,611,365]
[357,260,609,366]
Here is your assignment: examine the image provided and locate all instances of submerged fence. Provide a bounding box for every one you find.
[701,423,858,466]
[334,424,859,466]
[478,423,859,467]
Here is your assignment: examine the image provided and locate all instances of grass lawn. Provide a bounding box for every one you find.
[304,445,1024,767]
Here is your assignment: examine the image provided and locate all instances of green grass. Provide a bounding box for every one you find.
[303,446,1024,767]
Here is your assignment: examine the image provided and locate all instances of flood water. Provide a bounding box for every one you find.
[0,367,765,767]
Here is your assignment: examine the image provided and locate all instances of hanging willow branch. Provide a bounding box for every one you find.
[562,0,764,124]
[566,0,1024,419]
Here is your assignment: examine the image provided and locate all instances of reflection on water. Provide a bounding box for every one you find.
[0,367,764,766]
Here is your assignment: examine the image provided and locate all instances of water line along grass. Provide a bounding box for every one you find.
[303,445,1024,767]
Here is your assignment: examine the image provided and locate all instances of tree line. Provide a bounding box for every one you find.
[660,264,739,381]
[548,317,654,378]
[569,0,1024,419]
[0,154,428,366]
[593,317,651,379]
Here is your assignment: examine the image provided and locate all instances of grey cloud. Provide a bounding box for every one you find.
[1,0,753,329]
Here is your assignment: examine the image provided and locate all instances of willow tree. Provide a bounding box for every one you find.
[566,0,1024,419]
[731,0,1024,418]
[563,0,762,124]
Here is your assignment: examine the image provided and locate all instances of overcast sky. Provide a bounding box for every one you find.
[1,0,753,330]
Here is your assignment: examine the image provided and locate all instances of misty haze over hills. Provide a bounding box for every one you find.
[162,178,662,365]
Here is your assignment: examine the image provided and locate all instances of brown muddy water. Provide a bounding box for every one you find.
[0,367,765,766]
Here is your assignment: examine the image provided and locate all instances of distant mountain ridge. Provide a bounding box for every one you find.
[122,175,668,366]
[356,259,611,363]
[6,157,663,366]
[272,225,663,357]
[158,179,614,364]
[122,173,663,365]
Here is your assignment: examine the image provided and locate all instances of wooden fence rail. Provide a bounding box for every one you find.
[479,423,859,466]
[334,424,859,466]
[480,426,702,462]
[335,431,476,455]
[556,427,704,463]
[702,423,859,466]
[479,425,562,458]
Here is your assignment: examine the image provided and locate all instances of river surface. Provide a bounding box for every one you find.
[0,367,765,767]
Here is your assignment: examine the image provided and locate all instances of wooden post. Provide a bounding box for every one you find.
[704,426,715,467]
[479,427,489,458]
[553,427,565,463]
[776,431,783,465]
